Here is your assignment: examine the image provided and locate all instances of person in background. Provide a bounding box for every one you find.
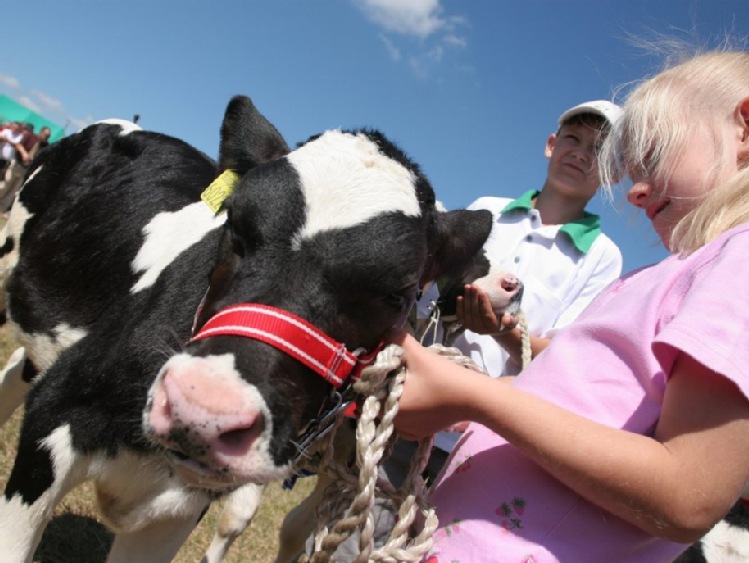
[0,121,24,177]
[0,125,51,212]
[30,126,52,159]
[389,48,749,562]
[431,99,624,472]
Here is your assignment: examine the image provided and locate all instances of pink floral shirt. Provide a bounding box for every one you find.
[425,224,749,562]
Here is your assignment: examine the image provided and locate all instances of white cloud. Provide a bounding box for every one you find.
[444,33,467,48]
[31,89,64,113]
[353,0,469,79]
[409,45,444,78]
[18,96,42,114]
[379,33,401,61]
[0,73,20,90]
[356,0,446,38]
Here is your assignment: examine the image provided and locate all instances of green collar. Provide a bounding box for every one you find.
[501,190,602,254]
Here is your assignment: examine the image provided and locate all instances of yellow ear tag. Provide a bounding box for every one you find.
[201,169,240,214]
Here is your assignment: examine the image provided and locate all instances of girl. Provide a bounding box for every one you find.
[388,50,749,562]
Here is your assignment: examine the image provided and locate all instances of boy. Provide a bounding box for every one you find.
[452,100,623,375]
[433,99,624,458]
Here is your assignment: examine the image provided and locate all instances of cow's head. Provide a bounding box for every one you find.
[413,225,525,345]
[143,96,516,490]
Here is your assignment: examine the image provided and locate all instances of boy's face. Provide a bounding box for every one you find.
[544,122,604,203]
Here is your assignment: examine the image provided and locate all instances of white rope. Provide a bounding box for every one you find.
[299,310,531,562]
[516,309,531,370]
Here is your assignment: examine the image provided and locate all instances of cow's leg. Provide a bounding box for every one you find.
[92,455,212,563]
[202,482,265,563]
[0,347,32,424]
[276,421,358,563]
[0,423,87,562]
[106,514,202,563]
[276,472,335,563]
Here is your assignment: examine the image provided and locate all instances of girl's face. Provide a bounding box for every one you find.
[626,125,742,250]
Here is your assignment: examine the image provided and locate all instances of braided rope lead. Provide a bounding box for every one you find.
[516,309,531,370]
[302,344,437,562]
[303,311,531,562]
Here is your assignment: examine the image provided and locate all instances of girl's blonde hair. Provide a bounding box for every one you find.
[599,50,749,254]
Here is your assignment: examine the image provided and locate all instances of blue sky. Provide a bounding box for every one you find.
[2,1,747,273]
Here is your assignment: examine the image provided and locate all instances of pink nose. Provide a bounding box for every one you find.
[148,358,266,462]
[474,272,524,314]
[500,274,521,292]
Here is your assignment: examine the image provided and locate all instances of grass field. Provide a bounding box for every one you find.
[0,322,318,563]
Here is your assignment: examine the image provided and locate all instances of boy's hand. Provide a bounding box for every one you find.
[457,284,519,335]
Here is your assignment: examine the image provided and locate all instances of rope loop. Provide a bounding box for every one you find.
[301,310,530,562]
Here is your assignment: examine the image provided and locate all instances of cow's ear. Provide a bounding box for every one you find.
[218,95,290,174]
[422,209,493,283]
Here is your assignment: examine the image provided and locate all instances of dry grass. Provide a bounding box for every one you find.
[0,322,318,562]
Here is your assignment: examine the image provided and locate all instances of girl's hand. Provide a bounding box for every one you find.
[385,327,487,440]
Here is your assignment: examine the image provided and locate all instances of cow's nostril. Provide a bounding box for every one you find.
[217,415,266,456]
[501,276,519,291]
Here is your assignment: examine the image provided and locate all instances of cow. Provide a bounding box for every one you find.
[203,264,525,563]
[0,95,525,562]
[674,501,749,562]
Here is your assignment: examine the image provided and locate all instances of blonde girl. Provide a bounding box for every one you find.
[388,50,749,562]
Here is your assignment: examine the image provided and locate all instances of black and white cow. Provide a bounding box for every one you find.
[675,500,749,562]
[0,96,521,562]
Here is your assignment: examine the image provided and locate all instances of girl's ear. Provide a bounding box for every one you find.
[736,97,749,164]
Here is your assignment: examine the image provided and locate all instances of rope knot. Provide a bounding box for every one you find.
[303,310,530,562]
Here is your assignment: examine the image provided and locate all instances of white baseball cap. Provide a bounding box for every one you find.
[558,100,622,127]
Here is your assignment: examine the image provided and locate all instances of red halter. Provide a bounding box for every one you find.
[190,303,383,388]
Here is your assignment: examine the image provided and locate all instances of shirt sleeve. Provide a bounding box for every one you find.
[653,230,749,398]
[551,235,623,332]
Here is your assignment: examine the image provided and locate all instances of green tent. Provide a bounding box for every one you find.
[0,94,66,142]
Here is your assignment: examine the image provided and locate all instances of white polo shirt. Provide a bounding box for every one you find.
[433,191,622,452]
[453,190,622,376]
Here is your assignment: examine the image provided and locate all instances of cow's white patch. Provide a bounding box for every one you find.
[42,424,83,484]
[131,202,226,293]
[0,490,50,560]
[0,347,29,424]
[287,130,421,249]
[20,164,43,191]
[701,518,749,561]
[204,482,265,563]
[95,118,142,136]
[15,322,87,374]
[0,197,33,294]
[88,450,210,533]
[0,424,83,561]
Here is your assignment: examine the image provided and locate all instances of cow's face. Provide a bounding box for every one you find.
[143,97,493,490]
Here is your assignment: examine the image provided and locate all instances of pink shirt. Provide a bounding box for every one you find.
[426,224,749,563]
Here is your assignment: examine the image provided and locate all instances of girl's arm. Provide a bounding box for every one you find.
[388,329,749,543]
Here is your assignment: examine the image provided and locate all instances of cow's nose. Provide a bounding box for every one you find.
[493,274,523,301]
[148,360,266,460]
[501,275,521,293]
[478,273,523,314]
